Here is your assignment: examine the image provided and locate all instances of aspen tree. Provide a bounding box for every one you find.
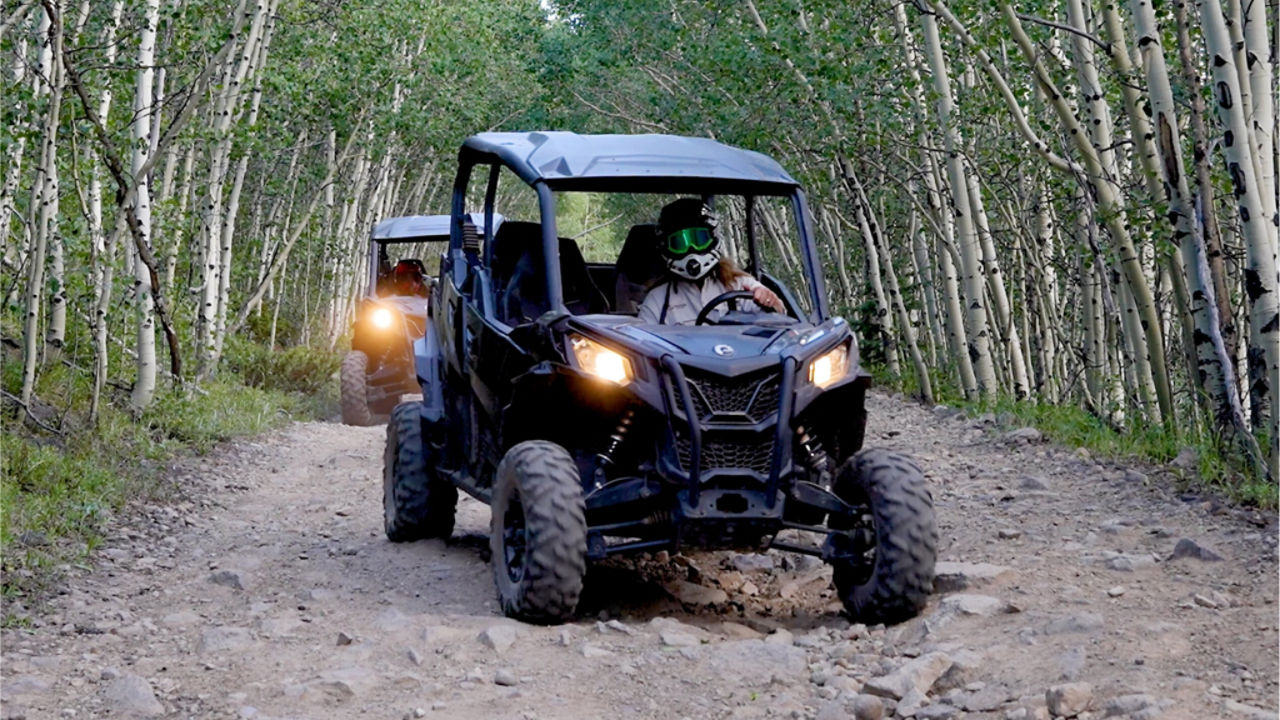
[1000,1,1174,427]
[1199,0,1280,458]
[919,8,997,399]
[128,0,160,410]
[88,0,124,424]
[20,3,62,407]
[1130,0,1259,463]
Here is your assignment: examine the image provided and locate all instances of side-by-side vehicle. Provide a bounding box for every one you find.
[383,132,937,624]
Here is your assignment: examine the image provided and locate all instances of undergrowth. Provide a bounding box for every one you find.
[0,340,341,614]
[872,364,1277,509]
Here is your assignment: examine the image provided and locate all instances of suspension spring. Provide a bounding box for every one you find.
[597,409,636,467]
[796,424,834,483]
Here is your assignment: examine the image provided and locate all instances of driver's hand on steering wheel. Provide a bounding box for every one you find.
[752,285,785,313]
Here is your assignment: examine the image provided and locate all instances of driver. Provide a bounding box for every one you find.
[392,259,428,297]
[638,198,783,325]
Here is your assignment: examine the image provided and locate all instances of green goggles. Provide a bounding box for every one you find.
[666,227,715,255]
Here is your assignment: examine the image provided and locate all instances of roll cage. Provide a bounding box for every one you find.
[444,132,831,323]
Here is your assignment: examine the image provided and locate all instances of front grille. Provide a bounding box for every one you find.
[686,370,780,423]
[676,431,776,477]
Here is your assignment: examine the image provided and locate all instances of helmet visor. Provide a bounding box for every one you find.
[666,227,715,255]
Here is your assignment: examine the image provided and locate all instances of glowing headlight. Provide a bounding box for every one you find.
[371,307,395,329]
[570,334,632,385]
[809,343,849,389]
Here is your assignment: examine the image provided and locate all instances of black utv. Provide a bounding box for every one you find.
[384,132,936,624]
[342,214,499,425]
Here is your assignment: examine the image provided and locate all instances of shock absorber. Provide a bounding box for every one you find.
[597,409,636,468]
[796,424,834,486]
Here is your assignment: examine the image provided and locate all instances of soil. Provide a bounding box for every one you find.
[2,390,1276,720]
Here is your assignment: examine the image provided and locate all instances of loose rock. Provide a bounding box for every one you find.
[863,652,953,700]
[1042,613,1105,636]
[478,625,517,653]
[731,553,776,573]
[103,673,165,718]
[1045,683,1092,717]
[208,569,248,591]
[670,580,729,606]
[660,631,700,648]
[1102,694,1155,716]
[932,562,1014,593]
[1004,427,1043,444]
[939,593,1018,617]
[1170,538,1224,562]
[852,694,885,720]
[197,626,254,654]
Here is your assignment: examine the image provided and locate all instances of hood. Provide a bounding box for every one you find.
[379,295,429,320]
[610,321,816,375]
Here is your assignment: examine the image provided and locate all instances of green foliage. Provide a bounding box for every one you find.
[0,337,338,603]
[869,365,1277,509]
[222,336,340,396]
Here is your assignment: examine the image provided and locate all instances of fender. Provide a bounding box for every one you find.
[413,327,446,423]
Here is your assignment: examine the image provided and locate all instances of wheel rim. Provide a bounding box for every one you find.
[502,490,527,583]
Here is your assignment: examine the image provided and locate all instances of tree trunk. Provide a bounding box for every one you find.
[964,166,1029,398]
[19,3,61,407]
[1175,0,1237,357]
[128,0,160,410]
[1131,0,1265,475]
[88,0,124,424]
[920,8,997,400]
[1002,1,1174,427]
[1199,0,1279,466]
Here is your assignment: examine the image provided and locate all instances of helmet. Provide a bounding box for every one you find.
[658,198,721,281]
[392,259,426,294]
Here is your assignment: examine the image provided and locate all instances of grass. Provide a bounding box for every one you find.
[1,340,341,611]
[873,363,1278,509]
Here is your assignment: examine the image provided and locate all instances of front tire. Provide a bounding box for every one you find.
[383,401,457,542]
[341,351,373,426]
[490,441,587,624]
[829,448,936,624]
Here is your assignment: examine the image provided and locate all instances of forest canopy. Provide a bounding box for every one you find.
[1,0,1276,485]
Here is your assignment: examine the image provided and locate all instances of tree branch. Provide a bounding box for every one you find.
[50,0,183,382]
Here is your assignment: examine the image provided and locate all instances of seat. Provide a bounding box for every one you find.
[490,221,608,323]
[614,223,665,314]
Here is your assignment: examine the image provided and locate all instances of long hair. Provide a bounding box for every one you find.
[716,255,748,286]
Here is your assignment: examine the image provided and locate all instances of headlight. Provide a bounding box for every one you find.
[371,307,395,329]
[570,334,632,385]
[809,343,849,389]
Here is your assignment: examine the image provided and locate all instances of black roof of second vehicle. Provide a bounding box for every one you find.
[459,132,800,194]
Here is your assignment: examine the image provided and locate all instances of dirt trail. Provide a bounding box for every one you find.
[2,391,1276,720]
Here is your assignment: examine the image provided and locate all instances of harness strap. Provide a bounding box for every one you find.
[658,281,673,324]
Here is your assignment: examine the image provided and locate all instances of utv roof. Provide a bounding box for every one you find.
[459,132,800,194]
[372,212,501,242]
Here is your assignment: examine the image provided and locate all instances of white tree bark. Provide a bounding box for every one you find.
[196,0,257,378]
[1239,0,1275,236]
[88,0,124,423]
[1199,0,1280,458]
[920,9,997,399]
[964,167,1029,398]
[2,31,30,309]
[1130,0,1259,458]
[128,0,160,410]
[1001,1,1174,426]
[19,3,61,406]
[211,0,278,367]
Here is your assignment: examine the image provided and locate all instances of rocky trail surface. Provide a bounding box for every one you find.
[2,391,1277,720]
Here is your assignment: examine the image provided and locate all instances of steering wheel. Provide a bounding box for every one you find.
[695,290,774,326]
